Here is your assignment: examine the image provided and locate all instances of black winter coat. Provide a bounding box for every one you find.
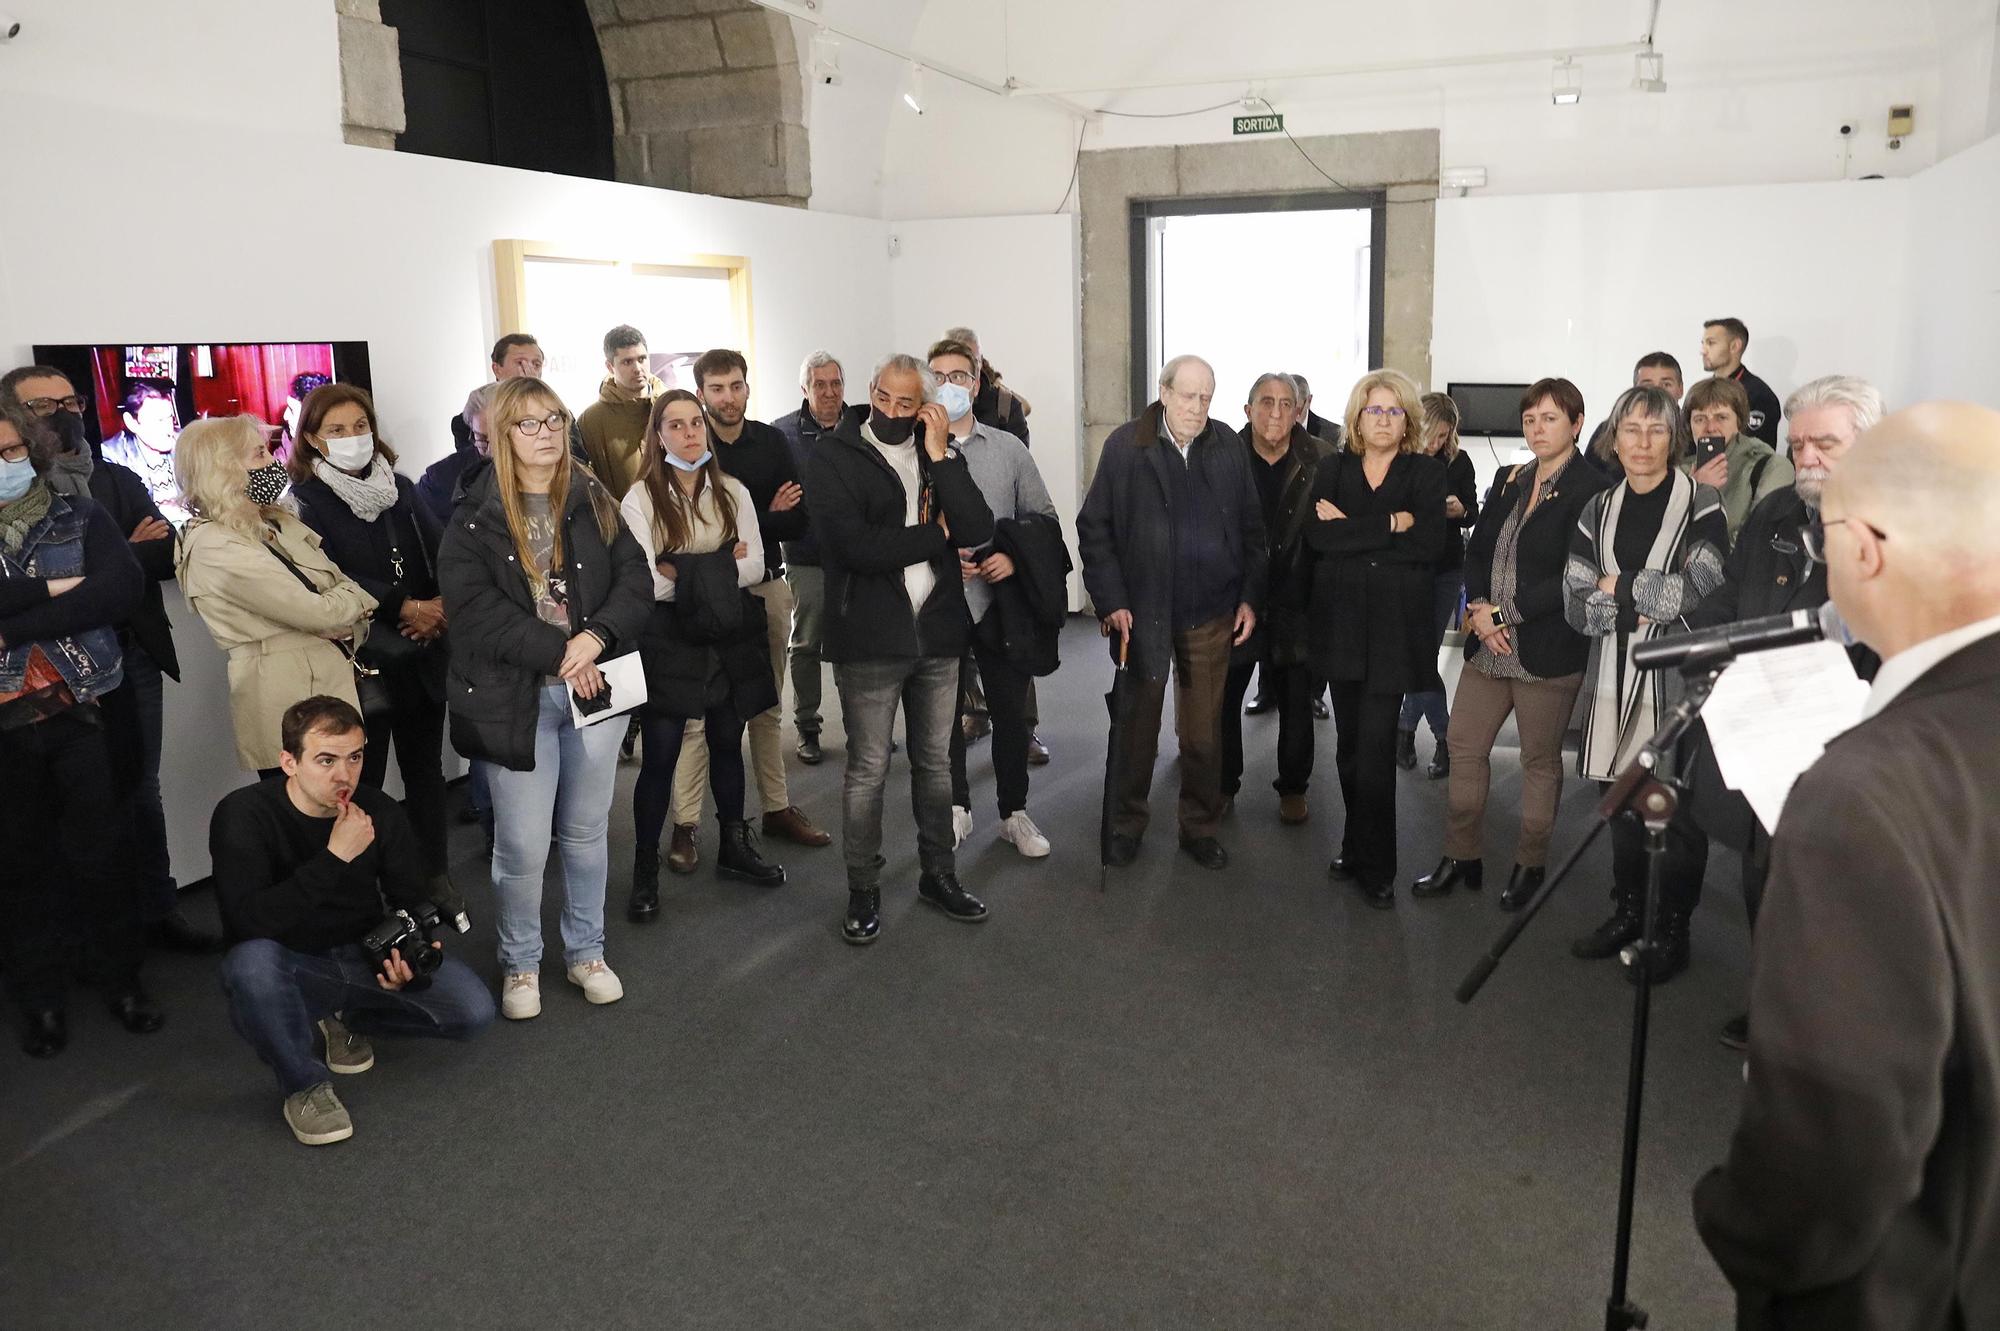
[808,416,995,664]
[293,471,445,685]
[1076,405,1269,682]
[1305,450,1447,693]
[1241,427,1333,669]
[436,466,652,771]
[86,458,180,678]
[637,549,777,722]
[774,400,866,567]
[989,513,1071,677]
[1462,451,1612,679]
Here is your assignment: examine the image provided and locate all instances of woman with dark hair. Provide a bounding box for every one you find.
[1308,368,1447,908]
[0,402,159,1056]
[1683,375,1793,539]
[1395,392,1479,780]
[1564,385,1728,983]
[1415,378,1611,909]
[622,389,784,922]
[289,383,451,889]
[438,378,651,1020]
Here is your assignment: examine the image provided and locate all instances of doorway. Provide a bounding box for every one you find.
[1130,193,1385,423]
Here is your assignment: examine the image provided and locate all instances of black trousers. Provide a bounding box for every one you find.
[0,709,145,1007]
[1329,682,1404,885]
[360,664,450,878]
[1605,783,1710,920]
[949,615,1032,817]
[1221,658,1315,798]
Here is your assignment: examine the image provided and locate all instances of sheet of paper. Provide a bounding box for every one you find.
[569,651,648,729]
[1700,640,1871,833]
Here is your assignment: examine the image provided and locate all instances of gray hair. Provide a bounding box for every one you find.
[1158,354,1216,394]
[1785,374,1883,436]
[462,382,498,425]
[869,352,937,402]
[943,326,980,356]
[1247,372,1299,405]
[1606,384,1694,461]
[1290,372,1312,399]
[799,349,843,391]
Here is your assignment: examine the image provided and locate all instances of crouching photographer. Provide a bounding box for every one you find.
[213,696,494,1146]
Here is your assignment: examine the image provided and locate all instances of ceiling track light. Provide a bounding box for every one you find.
[902,62,925,115]
[1551,57,1581,106]
[1632,49,1667,93]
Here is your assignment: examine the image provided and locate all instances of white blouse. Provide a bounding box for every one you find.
[618,473,764,601]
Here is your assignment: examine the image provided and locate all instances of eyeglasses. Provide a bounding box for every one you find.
[513,412,569,436]
[1361,406,1405,419]
[1801,516,1886,565]
[939,370,977,387]
[21,395,87,417]
[0,442,30,464]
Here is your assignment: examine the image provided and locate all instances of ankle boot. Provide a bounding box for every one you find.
[1394,729,1418,771]
[628,846,661,922]
[1411,856,1482,898]
[1571,886,1644,960]
[1626,909,1692,985]
[717,820,786,887]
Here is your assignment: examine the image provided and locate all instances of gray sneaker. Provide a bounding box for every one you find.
[318,1015,374,1074]
[283,1082,354,1146]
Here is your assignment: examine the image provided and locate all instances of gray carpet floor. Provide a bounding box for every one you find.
[1,618,1747,1330]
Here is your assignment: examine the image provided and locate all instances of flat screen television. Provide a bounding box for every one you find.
[29,341,373,524]
[1446,381,1530,438]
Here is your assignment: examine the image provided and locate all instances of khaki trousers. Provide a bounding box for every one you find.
[1442,665,1583,867]
[673,577,793,823]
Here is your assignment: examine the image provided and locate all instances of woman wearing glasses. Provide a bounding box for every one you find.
[438,378,651,1020]
[1563,384,1728,983]
[1306,369,1447,908]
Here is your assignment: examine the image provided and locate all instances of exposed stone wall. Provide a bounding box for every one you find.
[586,0,810,205]
[337,0,406,150]
[1077,130,1439,482]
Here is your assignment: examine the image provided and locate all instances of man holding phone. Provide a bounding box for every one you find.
[1686,375,1794,539]
[212,697,494,1146]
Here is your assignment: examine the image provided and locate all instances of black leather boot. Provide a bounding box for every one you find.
[843,887,881,945]
[717,820,785,887]
[1626,909,1692,985]
[628,845,661,922]
[917,871,988,922]
[1571,885,1643,959]
[1394,729,1418,771]
[1498,864,1546,912]
[1411,856,1483,898]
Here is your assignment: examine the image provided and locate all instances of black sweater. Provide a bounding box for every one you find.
[211,778,425,951]
[713,419,807,580]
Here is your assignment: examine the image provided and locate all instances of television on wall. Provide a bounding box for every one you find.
[29,341,373,525]
[1445,381,1530,438]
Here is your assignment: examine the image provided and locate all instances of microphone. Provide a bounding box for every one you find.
[1630,602,1849,672]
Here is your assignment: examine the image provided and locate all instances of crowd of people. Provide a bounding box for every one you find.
[0,318,1903,1142]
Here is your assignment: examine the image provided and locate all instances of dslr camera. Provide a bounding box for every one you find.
[362,903,448,978]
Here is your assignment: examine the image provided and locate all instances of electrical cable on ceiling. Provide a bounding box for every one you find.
[1247,96,1428,204]
[1091,97,1248,119]
[1053,118,1086,213]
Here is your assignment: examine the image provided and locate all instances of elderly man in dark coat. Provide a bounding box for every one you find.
[1693,400,2000,1330]
[1077,354,1267,872]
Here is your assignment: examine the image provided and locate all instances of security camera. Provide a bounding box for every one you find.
[0,15,21,42]
[1839,123,1854,137]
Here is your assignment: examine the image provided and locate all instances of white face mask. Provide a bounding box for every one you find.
[325,432,374,472]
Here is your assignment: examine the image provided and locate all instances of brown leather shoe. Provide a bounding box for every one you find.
[762,805,832,847]
[1278,794,1308,825]
[667,823,699,875]
[1026,732,1050,766]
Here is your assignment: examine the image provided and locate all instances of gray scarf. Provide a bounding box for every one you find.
[46,447,93,498]
[0,478,54,556]
[312,457,400,522]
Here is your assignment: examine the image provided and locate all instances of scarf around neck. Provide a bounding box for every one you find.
[1579,470,1694,781]
[0,478,55,555]
[47,447,94,498]
[312,456,401,522]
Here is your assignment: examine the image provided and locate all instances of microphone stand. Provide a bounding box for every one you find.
[1456,652,1731,1331]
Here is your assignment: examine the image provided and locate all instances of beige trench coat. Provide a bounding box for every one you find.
[175,512,377,771]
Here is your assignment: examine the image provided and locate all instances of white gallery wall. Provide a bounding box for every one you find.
[1900,130,2000,409]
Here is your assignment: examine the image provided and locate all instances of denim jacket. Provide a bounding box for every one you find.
[0,494,127,703]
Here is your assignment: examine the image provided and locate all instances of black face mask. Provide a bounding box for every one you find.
[869,408,918,447]
[48,409,87,453]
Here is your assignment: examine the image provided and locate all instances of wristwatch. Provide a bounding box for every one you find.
[1488,608,1509,628]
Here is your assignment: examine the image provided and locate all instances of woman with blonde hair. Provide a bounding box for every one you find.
[1395,392,1480,779]
[1306,369,1447,907]
[438,377,650,1019]
[174,415,377,778]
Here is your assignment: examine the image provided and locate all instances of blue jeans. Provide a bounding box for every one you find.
[486,684,624,973]
[834,655,958,888]
[220,938,494,1095]
[1399,571,1464,739]
[122,643,177,919]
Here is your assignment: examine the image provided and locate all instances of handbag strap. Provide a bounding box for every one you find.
[261,532,369,672]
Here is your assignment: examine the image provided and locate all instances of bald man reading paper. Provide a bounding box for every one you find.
[1693,402,2000,1330]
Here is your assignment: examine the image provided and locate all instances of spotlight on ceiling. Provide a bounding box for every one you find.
[902,62,925,115]
[1551,57,1582,106]
[1632,50,1667,93]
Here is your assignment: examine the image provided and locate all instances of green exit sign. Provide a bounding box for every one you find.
[1232,113,1284,135]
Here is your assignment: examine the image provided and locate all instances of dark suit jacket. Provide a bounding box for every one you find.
[1693,630,2000,1330]
[1461,450,1611,679]
[1242,426,1334,669]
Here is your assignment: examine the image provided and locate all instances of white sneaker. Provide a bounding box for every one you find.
[567,958,624,1005]
[501,972,541,1020]
[998,810,1051,858]
[952,805,974,849]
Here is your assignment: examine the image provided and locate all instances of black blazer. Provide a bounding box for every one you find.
[1241,427,1334,669]
[1694,631,2000,1330]
[1437,448,1480,573]
[808,415,994,664]
[1304,449,1447,693]
[86,459,179,678]
[989,513,1071,677]
[436,466,652,770]
[1461,451,1611,679]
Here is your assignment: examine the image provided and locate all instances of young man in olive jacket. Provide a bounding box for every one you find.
[807,353,995,945]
